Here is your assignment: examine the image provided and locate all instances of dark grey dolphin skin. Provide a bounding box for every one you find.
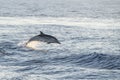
[26,31,61,45]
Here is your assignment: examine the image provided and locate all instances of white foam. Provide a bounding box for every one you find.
[0,17,120,29]
[17,41,27,46]
[17,40,61,50]
[26,41,41,50]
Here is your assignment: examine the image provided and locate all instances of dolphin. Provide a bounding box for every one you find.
[26,31,61,47]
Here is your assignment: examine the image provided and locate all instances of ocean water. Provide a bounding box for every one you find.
[0,0,120,80]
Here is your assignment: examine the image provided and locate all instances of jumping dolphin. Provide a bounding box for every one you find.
[26,31,60,48]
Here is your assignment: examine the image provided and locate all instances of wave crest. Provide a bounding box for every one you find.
[52,53,120,70]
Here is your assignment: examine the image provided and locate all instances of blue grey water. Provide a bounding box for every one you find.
[0,0,120,80]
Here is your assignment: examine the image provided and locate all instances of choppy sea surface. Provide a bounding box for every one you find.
[0,0,120,80]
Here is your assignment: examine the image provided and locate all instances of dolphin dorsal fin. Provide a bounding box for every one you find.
[40,31,45,35]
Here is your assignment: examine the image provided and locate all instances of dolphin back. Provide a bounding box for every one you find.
[27,34,60,44]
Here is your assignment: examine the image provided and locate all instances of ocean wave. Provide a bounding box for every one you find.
[14,52,120,70]
[51,52,120,70]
